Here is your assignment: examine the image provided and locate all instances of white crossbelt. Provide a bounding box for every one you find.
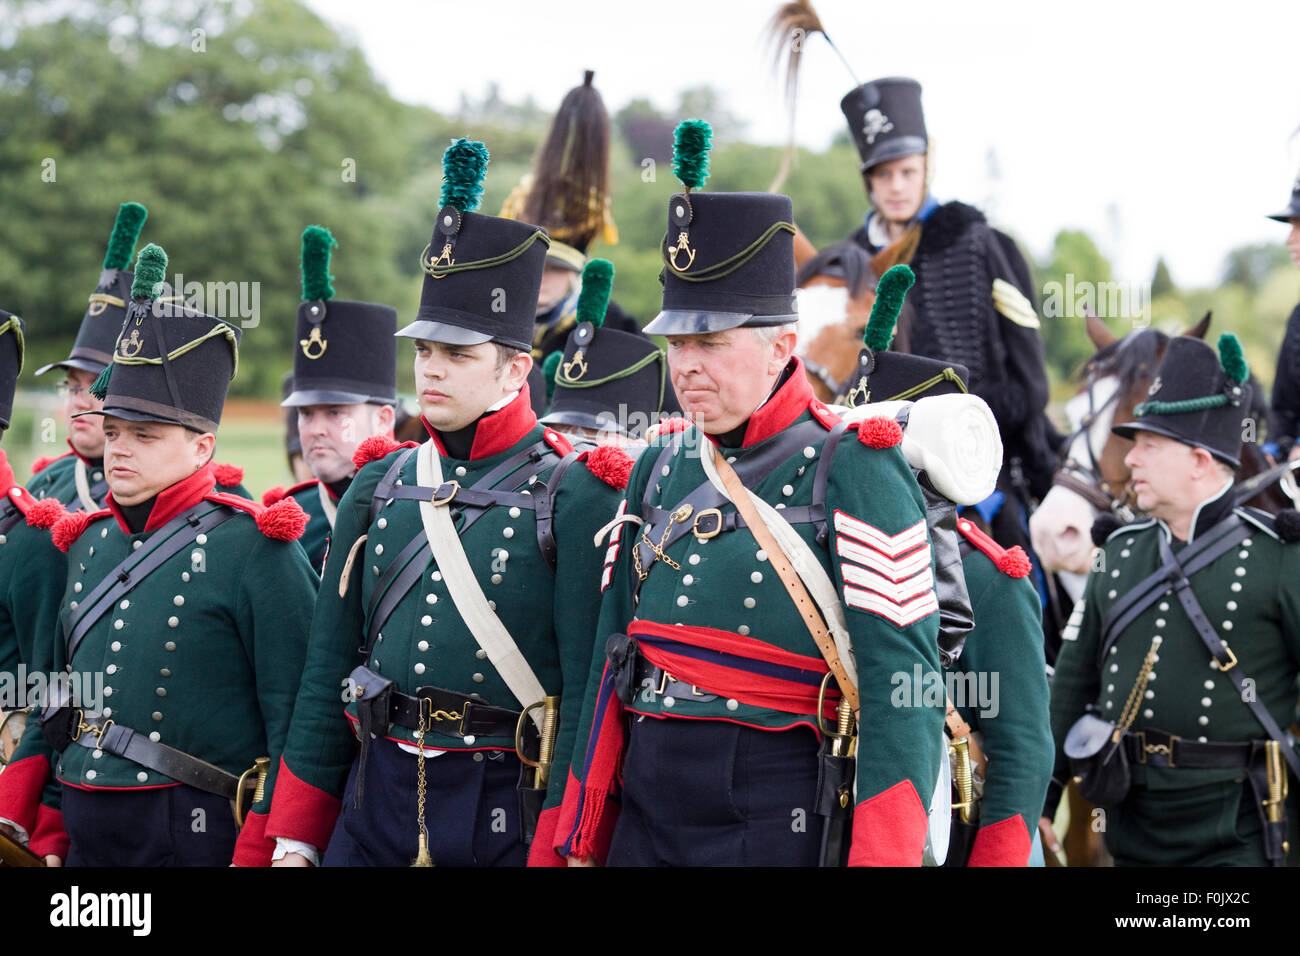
[416,439,546,731]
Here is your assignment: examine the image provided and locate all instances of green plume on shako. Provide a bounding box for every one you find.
[440,138,490,213]
[672,120,712,192]
[575,258,614,327]
[862,263,916,352]
[300,224,338,303]
[1217,332,1249,384]
[91,243,168,400]
[102,202,148,271]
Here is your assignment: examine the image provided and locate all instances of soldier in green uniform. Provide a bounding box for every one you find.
[1049,333,1300,866]
[838,289,1054,866]
[265,140,628,867]
[264,226,399,574]
[0,243,318,866]
[556,122,944,867]
[540,258,669,452]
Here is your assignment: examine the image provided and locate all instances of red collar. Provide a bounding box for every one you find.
[721,358,819,449]
[422,384,538,461]
[106,462,217,535]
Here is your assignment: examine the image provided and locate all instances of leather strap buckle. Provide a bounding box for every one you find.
[693,507,723,541]
[431,481,459,507]
[1219,644,1239,673]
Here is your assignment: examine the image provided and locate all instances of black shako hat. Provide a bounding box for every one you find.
[78,243,240,434]
[1267,171,1300,223]
[281,371,302,457]
[0,309,25,430]
[643,120,798,336]
[37,202,149,377]
[1112,333,1252,469]
[840,264,969,406]
[542,259,666,438]
[283,225,397,407]
[840,77,927,173]
[398,139,550,352]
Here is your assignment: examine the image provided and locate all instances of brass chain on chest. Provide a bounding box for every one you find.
[1112,636,1162,743]
[632,504,694,581]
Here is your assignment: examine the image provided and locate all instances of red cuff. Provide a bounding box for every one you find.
[231,810,273,867]
[527,807,565,867]
[848,780,928,867]
[28,804,69,862]
[264,757,342,850]
[0,753,50,835]
[967,814,1031,867]
[555,768,620,864]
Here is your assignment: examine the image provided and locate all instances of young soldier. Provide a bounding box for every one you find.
[1049,334,1300,865]
[266,140,628,867]
[0,244,317,866]
[557,122,944,867]
[264,226,399,574]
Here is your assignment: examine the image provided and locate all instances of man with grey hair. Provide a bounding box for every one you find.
[553,122,944,867]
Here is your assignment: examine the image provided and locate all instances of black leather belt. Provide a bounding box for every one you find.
[66,716,252,801]
[1122,728,1255,770]
[630,655,718,703]
[386,685,522,739]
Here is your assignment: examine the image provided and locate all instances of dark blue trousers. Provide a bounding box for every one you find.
[323,737,526,867]
[62,783,238,866]
[608,718,823,866]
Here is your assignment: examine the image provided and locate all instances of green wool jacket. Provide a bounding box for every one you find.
[0,461,318,865]
[1050,487,1300,862]
[555,368,945,866]
[265,394,625,864]
[949,520,1053,865]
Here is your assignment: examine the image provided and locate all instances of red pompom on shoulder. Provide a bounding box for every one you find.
[24,497,67,530]
[256,497,308,541]
[652,417,691,437]
[52,510,95,553]
[996,545,1032,579]
[585,444,634,491]
[213,462,245,487]
[261,486,288,507]
[857,416,904,449]
[352,436,416,470]
[30,455,59,475]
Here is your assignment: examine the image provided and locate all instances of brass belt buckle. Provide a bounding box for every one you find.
[1219,645,1239,672]
[432,481,459,507]
[693,507,723,541]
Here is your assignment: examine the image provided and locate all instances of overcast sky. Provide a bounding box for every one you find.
[305,0,1300,288]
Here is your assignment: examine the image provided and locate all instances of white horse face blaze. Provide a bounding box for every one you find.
[793,285,851,353]
[1030,375,1120,575]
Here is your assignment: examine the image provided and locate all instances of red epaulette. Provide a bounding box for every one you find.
[852,416,904,449]
[581,444,634,491]
[956,517,1032,578]
[262,479,318,507]
[23,496,66,529]
[31,451,73,475]
[205,491,308,542]
[213,462,245,487]
[352,436,419,470]
[51,509,112,553]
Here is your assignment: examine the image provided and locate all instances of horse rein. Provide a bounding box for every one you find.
[1053,362,1138,523]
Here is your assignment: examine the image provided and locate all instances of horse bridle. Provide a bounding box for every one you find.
[1053,361,1138,523]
